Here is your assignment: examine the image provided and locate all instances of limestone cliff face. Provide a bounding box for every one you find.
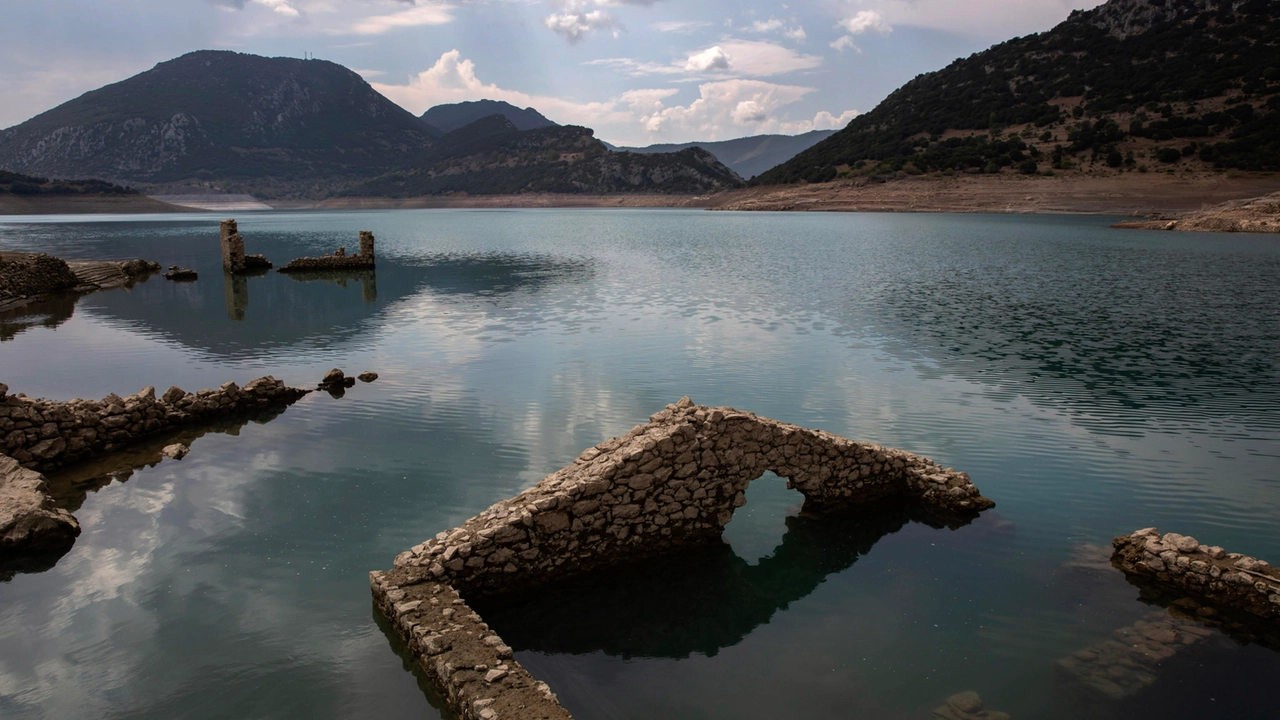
[1078,0,1222,39]
[0,51,435,192]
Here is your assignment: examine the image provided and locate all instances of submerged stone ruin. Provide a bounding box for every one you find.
[1112,528,1280,622]
[371,398,994,720]
[0,376,309,555]
[278,231,376,273]
[1055,609,1217,700]
[0,251,159,312]
[220,219,273,274]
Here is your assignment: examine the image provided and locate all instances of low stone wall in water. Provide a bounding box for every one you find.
[0,376,310,555]
[0,377,307,472]
[278,231,376,273]
[1113,528,1280,621]
[372,398,994,720]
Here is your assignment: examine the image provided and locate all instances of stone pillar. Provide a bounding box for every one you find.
[359,231,375,260]
[220,219,245,273]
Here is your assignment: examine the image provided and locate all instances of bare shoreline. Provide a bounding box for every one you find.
[3,171,1277,219]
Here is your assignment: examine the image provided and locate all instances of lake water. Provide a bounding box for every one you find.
[1,209,1278,720]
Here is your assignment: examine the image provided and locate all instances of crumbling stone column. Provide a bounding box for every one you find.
[220,219,245,273]
[359,231,375,260]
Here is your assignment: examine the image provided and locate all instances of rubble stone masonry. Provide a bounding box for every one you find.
[372,398,994,720]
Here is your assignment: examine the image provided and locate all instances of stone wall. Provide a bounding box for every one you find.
[1113,528,1280,621]
[278,232,376,273]
[0,253,80,307]
[372,398,993,720]
[0,376,308,473]
[392,398,991,597]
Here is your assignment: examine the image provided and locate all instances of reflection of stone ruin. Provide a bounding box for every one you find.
[280,268,377,303]
[278,231,376,273]
[220,219,273,274]
[371,398,994,720]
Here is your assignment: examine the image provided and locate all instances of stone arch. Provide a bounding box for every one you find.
[373,398,995,719]
[391,397,992,598]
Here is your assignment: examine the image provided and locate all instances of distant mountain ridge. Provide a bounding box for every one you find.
[758,0,1280,184]
[350,115,743,197]
[0,51,437,197]
[422,100,556,134]
[617,130,837,179]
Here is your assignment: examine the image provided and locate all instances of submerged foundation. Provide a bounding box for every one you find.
[371,398,994,719]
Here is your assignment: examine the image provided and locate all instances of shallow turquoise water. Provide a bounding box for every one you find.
[0,209,1278,719]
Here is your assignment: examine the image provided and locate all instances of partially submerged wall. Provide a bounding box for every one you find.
[0,376,310,557]
[0,377,307,473]
[1112,528,1280,621]
[372,398,993,719]
[278,232,376,273]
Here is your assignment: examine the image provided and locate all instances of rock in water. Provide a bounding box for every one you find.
[357,372,378,383]
[161,443,190,460]
[321,368,345,386]
[0,454,81,552]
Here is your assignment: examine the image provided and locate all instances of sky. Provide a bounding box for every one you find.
[0,0,1105,146]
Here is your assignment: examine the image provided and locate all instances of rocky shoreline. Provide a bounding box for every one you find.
[1112,190,1280,233]
[371,398,994,720]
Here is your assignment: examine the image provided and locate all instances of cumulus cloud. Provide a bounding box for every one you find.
[544,9,620,41]
[349,3,455,34]
[636,79,814,137]
[750,18,785,33]
[544,0,662,41]
[373,49,632,127]
[831,9,891,52]
[813,108,859,129]
[372,50,846,145]
[684,45,731,72]
[784,26,807,42]
[838,9,891,35]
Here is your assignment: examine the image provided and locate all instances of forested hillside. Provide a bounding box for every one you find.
[757,0,1279,184]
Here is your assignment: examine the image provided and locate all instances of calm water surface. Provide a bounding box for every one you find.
[0,209,1278,719]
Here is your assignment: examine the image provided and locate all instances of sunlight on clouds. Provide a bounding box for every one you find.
[545,9,621,41]
[590,39,821,78]
[373,50,851,144]
[831,9,890,53]
[254,0,300,17]
[349,3,455,35]
[684,46,731,72]
[852,0,1104,37]
[373,49,632,126]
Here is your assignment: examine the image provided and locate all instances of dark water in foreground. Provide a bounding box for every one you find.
[0,209,1278,719]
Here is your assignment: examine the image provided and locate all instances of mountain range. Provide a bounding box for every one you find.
[758,0,1280,184]
[0,51,437,197]
[614,130,837,180]
[421,100,556,134]
[0,52,746,198]
[349,115,742,196]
